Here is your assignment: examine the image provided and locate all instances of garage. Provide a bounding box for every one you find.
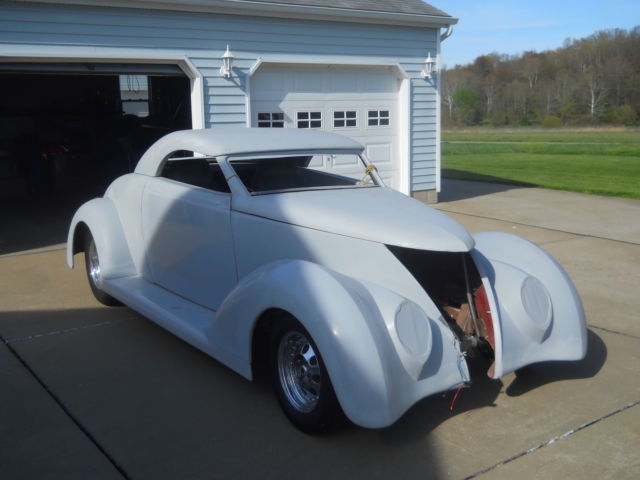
[250,64,406,190]
[1,0,458,253]
[0,62,191,254]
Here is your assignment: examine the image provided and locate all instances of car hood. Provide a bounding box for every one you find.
[232,187,475,252]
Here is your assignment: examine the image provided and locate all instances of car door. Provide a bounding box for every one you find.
[141,158,237,311]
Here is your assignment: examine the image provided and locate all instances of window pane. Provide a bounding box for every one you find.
[368,119,378,126]
[380,110,389,117]
[119,75,149,117]
[298,112,308,120]
[334,111,344,119]
[310,120,321,128]
[310,112,321,119]
[380,119,389,126]
[273,113,284,120]
[298,121,309,128]
[334,119,345,127]
[346,111,356,118]
[258,113,270,121]
[346,119,356,127]
[368,110,377,118]
[273,122,284,128]
[258,122,270,128]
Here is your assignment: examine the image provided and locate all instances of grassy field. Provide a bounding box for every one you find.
[442,129,640,199]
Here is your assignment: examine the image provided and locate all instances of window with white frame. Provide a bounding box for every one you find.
[367,110,390,126]
[257,112,284,128]
[333,110,357,128]
[297,111,322,128]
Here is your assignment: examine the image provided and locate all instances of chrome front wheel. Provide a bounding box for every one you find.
[270,315,342,432]
[277,331,322,413]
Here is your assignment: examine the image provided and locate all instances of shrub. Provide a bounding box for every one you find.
[542,115,563,128]
[611,105,638,126]
[453,88,480,125]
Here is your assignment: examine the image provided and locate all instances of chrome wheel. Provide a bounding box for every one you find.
[87,238,101,286]
[277,330,322,413]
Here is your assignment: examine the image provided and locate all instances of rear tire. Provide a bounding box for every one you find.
[84,233,122,307]
[270,315,342,433]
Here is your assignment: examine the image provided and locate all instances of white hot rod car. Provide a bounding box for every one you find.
[67,128,587,431]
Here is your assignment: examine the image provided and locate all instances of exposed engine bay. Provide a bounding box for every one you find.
[387,246,496,376]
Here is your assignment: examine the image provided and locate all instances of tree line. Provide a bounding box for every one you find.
[441,27,640,127]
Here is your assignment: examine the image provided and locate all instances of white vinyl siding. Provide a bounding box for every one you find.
[0,1,439,192]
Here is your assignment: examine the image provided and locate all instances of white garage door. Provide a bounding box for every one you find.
[250,65,401,190]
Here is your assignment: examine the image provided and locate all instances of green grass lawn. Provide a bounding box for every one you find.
[442,129,640,199]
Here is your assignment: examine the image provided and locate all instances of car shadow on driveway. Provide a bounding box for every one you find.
[504,329,606,397]
[439,177,528,203]
[372,328,606,445]
[372,353,503,442]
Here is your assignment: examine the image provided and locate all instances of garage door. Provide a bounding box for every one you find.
[250,65,401,190]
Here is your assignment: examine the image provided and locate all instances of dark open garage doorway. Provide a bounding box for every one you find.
[0,62,191,255]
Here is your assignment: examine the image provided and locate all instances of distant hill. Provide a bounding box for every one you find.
[442,27,640,127]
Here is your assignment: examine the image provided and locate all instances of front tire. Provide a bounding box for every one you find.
[270,316,342,433]
[84,233,122,307]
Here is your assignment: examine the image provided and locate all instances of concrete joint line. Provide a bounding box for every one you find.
[1,334,131,480]
[5,321,116,344]
[589,324,640,341]
[0,246,67,259]
[463,400,640,479]
[435,208,640,247]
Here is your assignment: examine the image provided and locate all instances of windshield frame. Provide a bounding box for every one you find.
[222,149,383,196]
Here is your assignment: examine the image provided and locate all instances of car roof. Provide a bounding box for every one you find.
[134,127,364,176]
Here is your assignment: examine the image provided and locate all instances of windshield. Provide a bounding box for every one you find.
[228,153,379,194]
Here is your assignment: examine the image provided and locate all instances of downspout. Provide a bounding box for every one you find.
[440,24,454,42]
[434,24,453,197]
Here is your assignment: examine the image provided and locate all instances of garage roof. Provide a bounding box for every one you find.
[32,1,457,26]
[237,1,451,18]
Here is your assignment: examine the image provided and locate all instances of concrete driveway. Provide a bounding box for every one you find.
[1,179,638,479]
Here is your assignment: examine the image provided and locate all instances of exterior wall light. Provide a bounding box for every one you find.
[420,52,437,79]
[220,45,234,78]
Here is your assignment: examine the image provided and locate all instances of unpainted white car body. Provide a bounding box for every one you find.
[67,128,587,429]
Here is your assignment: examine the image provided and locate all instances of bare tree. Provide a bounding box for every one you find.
[441,26,640,126]
[584,66,607,121]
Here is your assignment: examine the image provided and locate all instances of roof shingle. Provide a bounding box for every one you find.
[229,0,451,18]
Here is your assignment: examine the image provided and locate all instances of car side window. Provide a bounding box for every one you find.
[161,156,231,193]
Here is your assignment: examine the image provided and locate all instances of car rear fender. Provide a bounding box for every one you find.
[66,198,136,281]
[209,259,468,428]
[471,232,587,378]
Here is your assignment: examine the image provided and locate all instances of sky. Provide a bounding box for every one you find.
[437,0,640,67]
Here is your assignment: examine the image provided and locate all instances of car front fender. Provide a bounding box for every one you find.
[66,198,136,281]
[209,259,468,428]
[471,232,587,378]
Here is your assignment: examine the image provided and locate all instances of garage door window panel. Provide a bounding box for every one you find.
[258,112,285,128]
[333,110,358,128]
[368,110,390,127]
[297,111,322,129]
